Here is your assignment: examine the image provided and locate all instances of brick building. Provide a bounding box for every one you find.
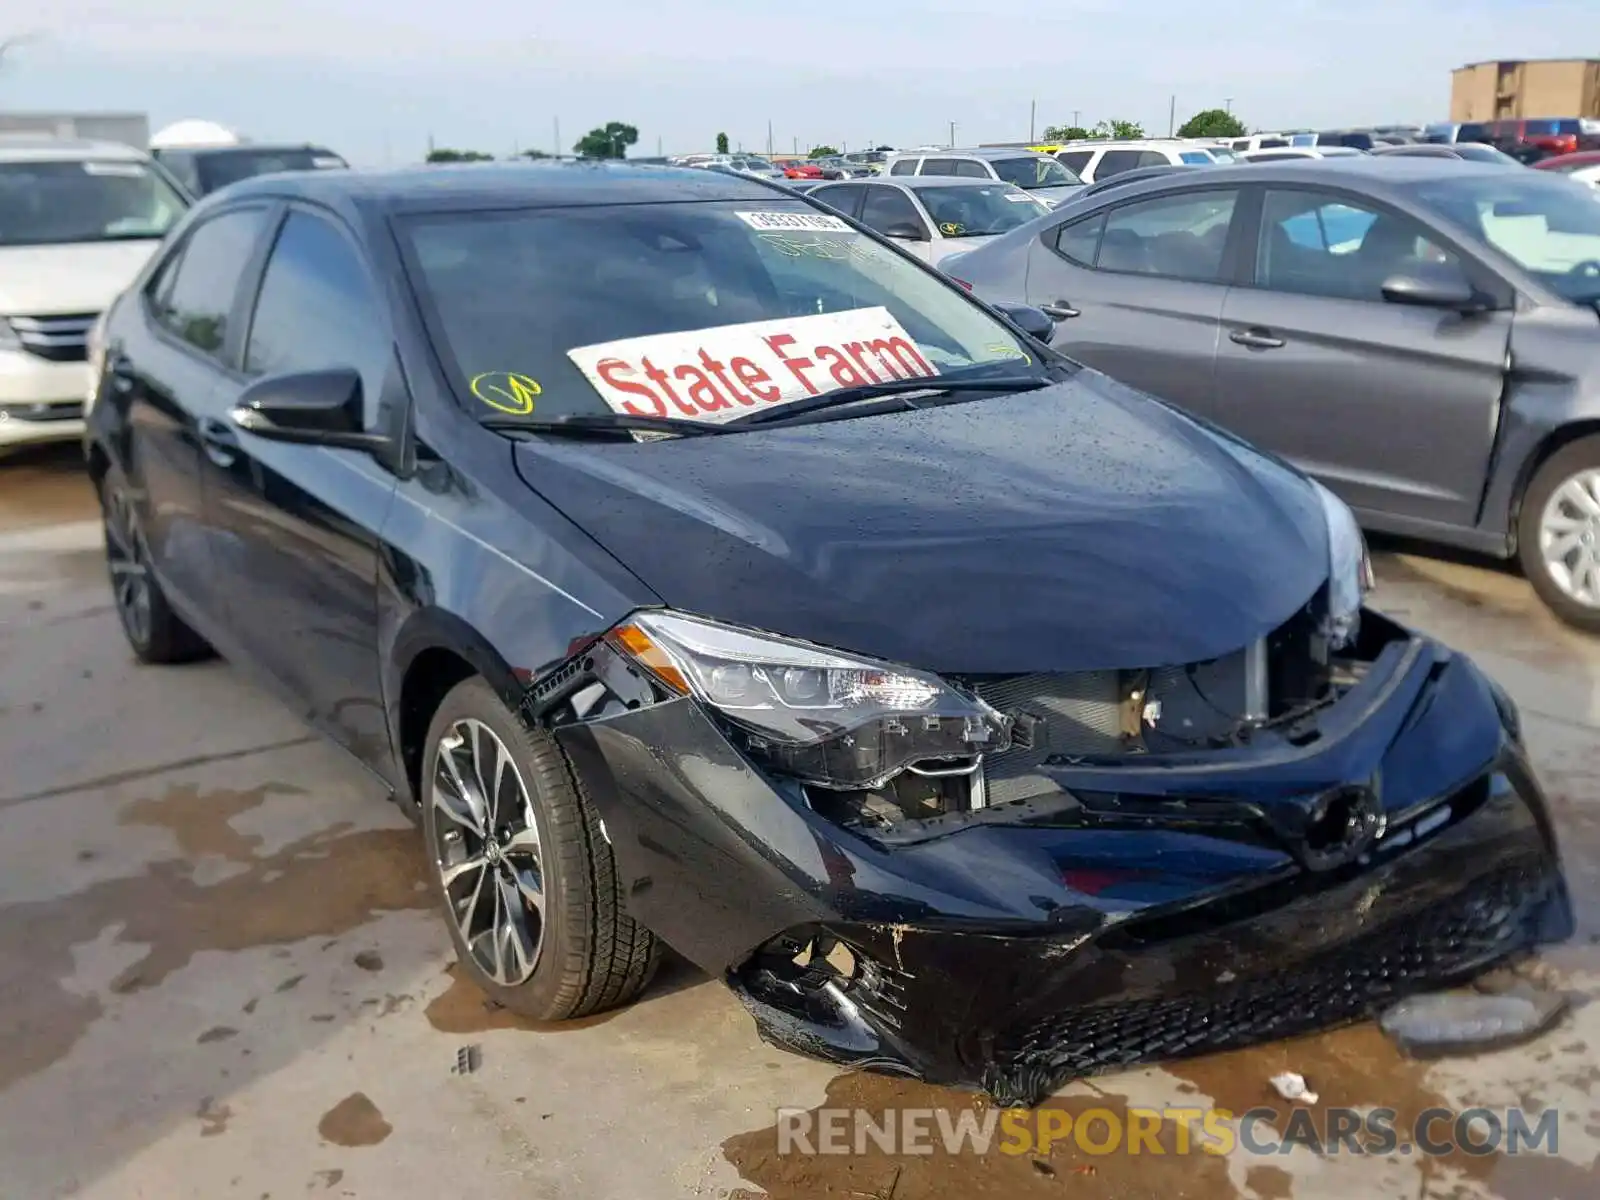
[1450,58,1600,122]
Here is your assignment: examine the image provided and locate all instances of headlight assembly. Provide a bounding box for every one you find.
[1312,481,1374,650]
[608,610,1009,789]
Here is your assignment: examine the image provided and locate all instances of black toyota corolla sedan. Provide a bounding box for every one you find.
[83,162,1571,1104]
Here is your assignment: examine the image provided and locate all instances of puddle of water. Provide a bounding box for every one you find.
[723,1071,1239,1200]
[316,1092,392,1147]
[0,446,97,533]
[0,782,429,1094]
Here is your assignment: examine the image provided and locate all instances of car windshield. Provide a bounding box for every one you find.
[991,156,1079,189]
[400,198,1044,429]
[1406,174,1600,304]
[197,148,345,192]
[917,184,1048,236]
[0,159,189,247]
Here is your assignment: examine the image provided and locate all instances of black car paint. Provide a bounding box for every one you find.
[86,163,1570,1102]
[511,377,1329,673]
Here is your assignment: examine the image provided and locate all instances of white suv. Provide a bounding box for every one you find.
[0,137,190,451]
[1051,140,1219,184]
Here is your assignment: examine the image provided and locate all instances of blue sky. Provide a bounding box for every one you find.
[2,1,1592,163]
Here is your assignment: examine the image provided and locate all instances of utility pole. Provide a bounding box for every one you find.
[793,135,799,154]
[948,120,957,147]
[1072,110,1081,131]
[657,135,662,156]
[766,119,773,156]
[1168,94,1176,136]
[1029,98,1036,142]
[1225,97,1234,114]
[426,132,435,157]
[553,117,560,155]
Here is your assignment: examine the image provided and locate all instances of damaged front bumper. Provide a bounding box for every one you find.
[551,615,1573,1106]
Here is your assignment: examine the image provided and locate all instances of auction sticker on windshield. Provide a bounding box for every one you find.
[735,211,854,233]
[567,306,938,423]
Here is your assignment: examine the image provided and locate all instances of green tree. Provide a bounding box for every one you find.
[1094,118,1145,140]
[425,148,493,163]
[520,148,551,159]
[1041,124,1091,142]
[1176,108,1246,139]
[807,144,840,159]
[575,121,639,159]
[715,131,730,154]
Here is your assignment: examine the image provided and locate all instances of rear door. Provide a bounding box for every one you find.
[1213,185,1511,526]
[116,204,273,627]
[208,204,400,764]
[1021,184,1246,417]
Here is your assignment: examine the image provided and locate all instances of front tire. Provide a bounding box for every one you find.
[1518,436,1600,635]
[420,676,658,1019]
[99,463,213,664]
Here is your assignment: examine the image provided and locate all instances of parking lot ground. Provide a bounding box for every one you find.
[1,442,1596,1199]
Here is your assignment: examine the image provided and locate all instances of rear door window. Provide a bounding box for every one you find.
[888,158,918,176]
[1057,150,1094,174]
[1096,189,1239,280]
[1096,150,1145,178]
[808,184,866,217]
[860,186,926,236]
[154,208,269,359]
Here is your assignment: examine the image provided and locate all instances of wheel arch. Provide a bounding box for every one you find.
[1507,420,1600,552]
[389,607,529,812]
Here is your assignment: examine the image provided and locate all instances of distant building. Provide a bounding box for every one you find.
[0,111,149,148]
[1450,58,1600,122]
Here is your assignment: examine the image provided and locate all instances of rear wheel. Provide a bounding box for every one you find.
[99,463,212,663]
[1518,435,1600,634]
[420,676,658,1019]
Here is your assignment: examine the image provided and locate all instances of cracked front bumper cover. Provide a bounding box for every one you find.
[556,628,1573,1107]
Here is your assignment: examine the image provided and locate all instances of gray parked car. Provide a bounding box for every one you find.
[942,158,1600,631]
[807,176,1050,266]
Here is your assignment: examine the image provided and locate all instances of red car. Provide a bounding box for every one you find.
[1533,149,1600,172]
[782,162,824,180]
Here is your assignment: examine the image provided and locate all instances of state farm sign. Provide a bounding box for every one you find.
[566,306,939,424]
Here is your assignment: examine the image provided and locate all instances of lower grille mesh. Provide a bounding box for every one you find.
[983,862,1553,1105]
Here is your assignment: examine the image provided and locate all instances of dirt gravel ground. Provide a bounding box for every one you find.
[1,442,1596,1199]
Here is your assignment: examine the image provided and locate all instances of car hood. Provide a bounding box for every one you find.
[0,240,163,315]
[512,371,1330,674]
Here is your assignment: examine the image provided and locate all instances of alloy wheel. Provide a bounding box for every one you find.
[104,486,153,646]
[1538,468,1600,608]
[432,718,545,986]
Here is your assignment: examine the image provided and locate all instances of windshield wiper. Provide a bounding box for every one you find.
[726,375,1049,428]
[481,414,730,439]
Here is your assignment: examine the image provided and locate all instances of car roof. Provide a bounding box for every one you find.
[207,159,797,216]
[1072,155,1518,206]
[869,175,1021,190]
[893,147,1051,161]
[163,143,338,157]
[0,135,151,164]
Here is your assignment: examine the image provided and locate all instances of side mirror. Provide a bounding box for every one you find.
[992,302,1057,342]
[882,221,928,241]
[1379,262,1480,311]
[229,367,391,452]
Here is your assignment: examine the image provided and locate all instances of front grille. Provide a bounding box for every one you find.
[0,400,83,422]
[972,672,1125,805]
[8,312,96,363]
[983,862,1553,1105]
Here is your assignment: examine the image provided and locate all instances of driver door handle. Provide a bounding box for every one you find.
[1230,328,1285,350]
[1041,301,1080,319]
